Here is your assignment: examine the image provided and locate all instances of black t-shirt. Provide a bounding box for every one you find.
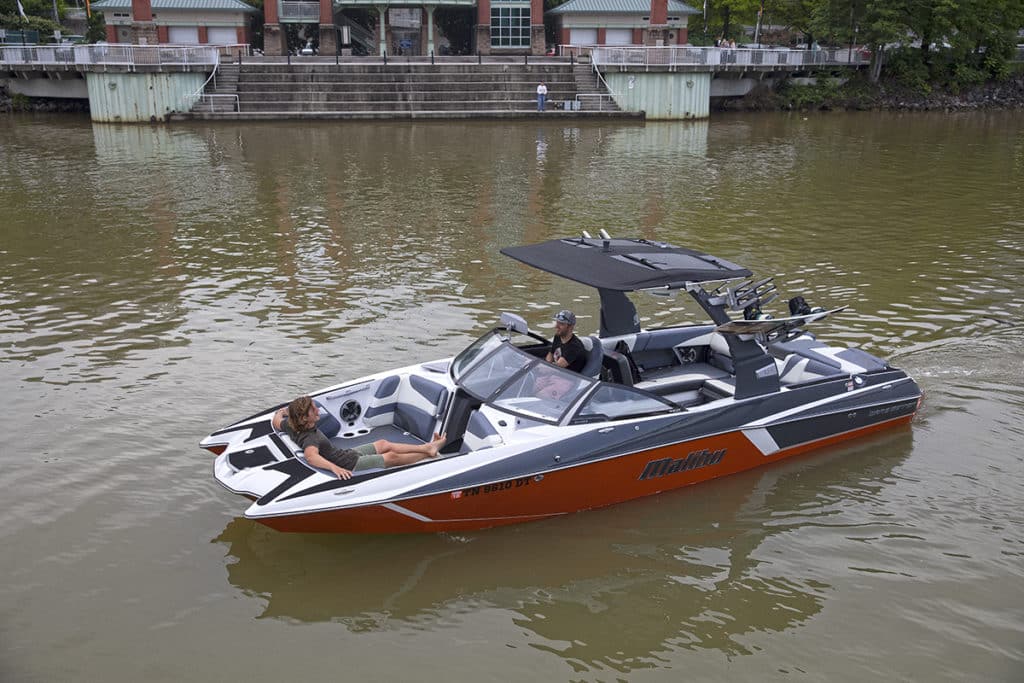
[281,416,359,470]
[551,334,586,373]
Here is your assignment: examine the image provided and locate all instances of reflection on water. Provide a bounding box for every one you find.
[1,111,1023,681]
[215,431,913,670]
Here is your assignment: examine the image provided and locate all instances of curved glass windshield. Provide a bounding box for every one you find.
[451,330,508,380]
[455,334,597,423]
[571,384,677,424]
[490,361,595,422]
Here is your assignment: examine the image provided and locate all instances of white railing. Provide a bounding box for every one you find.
[279,1,320,21]
[181,59,241,113]
[591,46,872,69]
[183,93,241,112]
[212,43,252,59]
[0,44,224,68]
[576,93,616,111]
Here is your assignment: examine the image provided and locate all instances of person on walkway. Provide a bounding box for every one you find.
[273,396,446,480]
[537,80,548,112]
[545,309,586,373]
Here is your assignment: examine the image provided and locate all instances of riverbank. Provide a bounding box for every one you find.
[5,74,1024,117]
[718,74,1024,113]
[0,85,89,114]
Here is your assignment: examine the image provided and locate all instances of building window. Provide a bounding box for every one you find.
[490,0,530,48]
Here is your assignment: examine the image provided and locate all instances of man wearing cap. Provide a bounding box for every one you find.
[546,309,586,373]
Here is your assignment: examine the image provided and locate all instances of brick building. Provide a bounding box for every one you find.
[91,0,256,46]
[548,0,698,48]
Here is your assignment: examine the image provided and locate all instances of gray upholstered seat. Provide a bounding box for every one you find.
[579,335,604,378]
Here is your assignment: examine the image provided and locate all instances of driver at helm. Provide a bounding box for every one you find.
[545,309,586,373]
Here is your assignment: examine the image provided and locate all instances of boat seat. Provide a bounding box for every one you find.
[314,400,342,439]
[363,374,450,443]
[271,400,341,440]
[769,334,887,385]
[460,409,502,453]
[579,335,604,378]
[701,377,736,401]
[634,362,730,395]
[706,332,734,374]
[601,347,637,386]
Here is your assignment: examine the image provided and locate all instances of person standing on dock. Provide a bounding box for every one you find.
[537,81,548,112]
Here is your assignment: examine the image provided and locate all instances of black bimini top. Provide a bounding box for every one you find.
[501,237,751,291]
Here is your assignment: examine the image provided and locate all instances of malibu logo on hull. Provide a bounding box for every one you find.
[639,448,726,481]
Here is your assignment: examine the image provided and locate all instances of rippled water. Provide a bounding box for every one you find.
[1,111,1022,681]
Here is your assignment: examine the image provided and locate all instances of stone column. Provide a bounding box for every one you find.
[475,0,490,55]
[424,5,435,56]
[318,0,337,54]
[646,0,670,46]
[130,0,158,45]
[530,0,544,55]
[377,6,388,56]
[263,0,286,56]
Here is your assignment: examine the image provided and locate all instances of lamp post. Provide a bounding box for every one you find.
[753,1,764,48]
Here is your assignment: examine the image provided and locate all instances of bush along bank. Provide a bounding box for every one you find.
[718,74,1024,113]
[0,84,90,114]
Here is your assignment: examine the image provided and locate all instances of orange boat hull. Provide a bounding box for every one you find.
[255,413,915,534]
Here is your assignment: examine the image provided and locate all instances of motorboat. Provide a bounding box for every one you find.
[201,235,922,533]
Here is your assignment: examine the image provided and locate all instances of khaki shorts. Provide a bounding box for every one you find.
[353,442,385,471]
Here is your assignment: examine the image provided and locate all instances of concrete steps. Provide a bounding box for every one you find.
[573,65,621,112]
[191,63,240,113]
[183,62,626,118]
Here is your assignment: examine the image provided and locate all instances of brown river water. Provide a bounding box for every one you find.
[1,111,1022,681]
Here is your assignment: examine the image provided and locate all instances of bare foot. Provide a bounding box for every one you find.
[427,432,448,457]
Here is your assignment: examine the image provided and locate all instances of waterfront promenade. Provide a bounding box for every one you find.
[1,44,873,121]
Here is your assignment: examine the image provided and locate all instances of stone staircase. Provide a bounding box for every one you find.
[191,63,240,114]
[181,61,628,118]
[573,65,621,112]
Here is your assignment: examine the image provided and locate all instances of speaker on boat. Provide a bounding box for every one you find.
[340,400,362,424]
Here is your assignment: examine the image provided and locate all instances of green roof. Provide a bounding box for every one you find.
[548,0,699,15]
[91,0,258,11]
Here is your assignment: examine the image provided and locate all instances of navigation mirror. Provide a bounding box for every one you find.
[500,312,529,336]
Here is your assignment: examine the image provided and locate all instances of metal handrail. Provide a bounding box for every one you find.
[575,92,615,111]
[0,43,223,68]
[591,46,872,69]
[591,60,619,101]
[279,1,320,21]
[186,93,241,112]
[182,59,221,111]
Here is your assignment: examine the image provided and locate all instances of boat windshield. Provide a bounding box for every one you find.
[454,332,596,423]
[451,330,507,381]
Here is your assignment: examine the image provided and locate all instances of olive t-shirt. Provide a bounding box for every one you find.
[281,416,359,470]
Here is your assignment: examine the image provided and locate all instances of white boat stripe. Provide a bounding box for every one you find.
[743,428,780,455]
[382,503,434,522]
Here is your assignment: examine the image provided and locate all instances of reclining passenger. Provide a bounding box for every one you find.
[272,396,446,480]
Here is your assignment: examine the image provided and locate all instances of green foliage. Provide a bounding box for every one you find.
[949,61,988,91]
[85,10,105,43]
[777,78,843,108]
[745,0,1024,89]
[883,48,933,94]
[0,12,62,37]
